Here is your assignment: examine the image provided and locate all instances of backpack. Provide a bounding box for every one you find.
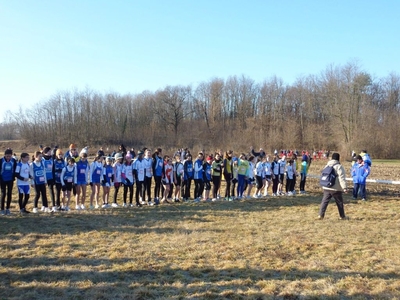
[320,163,338,187]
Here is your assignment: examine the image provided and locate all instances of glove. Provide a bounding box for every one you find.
[125,178,131,185]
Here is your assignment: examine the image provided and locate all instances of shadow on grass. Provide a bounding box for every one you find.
[0,257,398,299]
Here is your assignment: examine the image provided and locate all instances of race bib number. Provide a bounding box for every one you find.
[80,169,86,174]
[127,170,132,177]
[4,165,11,171]
[39,176,45,182]
[108,173,112,177]
[67,177,73,183]
[96,170,101,175]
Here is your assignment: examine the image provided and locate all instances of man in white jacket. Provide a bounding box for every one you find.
[317,152,349,220]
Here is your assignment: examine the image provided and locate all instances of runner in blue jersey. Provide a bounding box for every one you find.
[0,148,17,215]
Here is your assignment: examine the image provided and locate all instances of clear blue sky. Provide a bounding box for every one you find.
[1,0,399,121]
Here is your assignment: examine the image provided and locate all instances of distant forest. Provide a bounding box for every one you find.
[2,61,399,158]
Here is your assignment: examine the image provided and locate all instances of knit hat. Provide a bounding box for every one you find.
[126,152,132,159]
[42,146,51,154]
[80,147,88,155]
[332,152,340,161]
[207,156,213,162]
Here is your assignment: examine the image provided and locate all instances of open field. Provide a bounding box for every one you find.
[1,148,400,299]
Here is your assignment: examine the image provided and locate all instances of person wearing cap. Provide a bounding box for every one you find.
[42,146,56,212]
[121,151,135,207]
[75,151,89,210]
[317,152,349,220]
[89,154,104,209]
[112,153,124,207]
[351,155,370,201]
[360,150,372,167]
[0,148,17,215]
[54,149,66,211]
[64,144,79,164]
[15,153,31,214]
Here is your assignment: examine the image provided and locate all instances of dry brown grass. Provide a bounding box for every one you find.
[1,159,400,299]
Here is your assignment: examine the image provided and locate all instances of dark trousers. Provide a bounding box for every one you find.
[47,179,55,206]
[212,175,221,198]
[18,192,29,210]
[353,183,366,199]
[153,176,162,199]
[184,178,192,199]
[300,174,307,191]
[143,176,152,201]
[1,180,13,210]
[272,175,279,194]
[113,183,120,204]
[34,184,48,208]
[123,184,134,204]
[286,178,294,192]
[224,173,232,198]
[135,181,144,204]
[194,179,203,199]
[55,182,62,207]
[319,190,346,218]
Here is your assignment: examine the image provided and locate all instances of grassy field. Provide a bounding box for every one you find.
[1,159,400,299]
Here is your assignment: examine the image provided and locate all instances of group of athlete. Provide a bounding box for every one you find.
[0,144,314,215]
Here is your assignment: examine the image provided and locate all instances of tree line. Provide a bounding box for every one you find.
[2,61,400,158]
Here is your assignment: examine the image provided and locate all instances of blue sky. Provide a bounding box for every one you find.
[1,0,399,121]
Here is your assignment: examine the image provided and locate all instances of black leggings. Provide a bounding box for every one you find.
[143,177,152,200]
[1,180,13,210]
[18,193,30,210]
[224,173,232,198]
[123,184,134,204]
[55,182,63,207]
[184,178,192,199]
[153,176,162,199]
[47,179,55,206]
[212,175,221,198]
[194,179,204,199]
[34,184,48,208]
[136,181,144,204]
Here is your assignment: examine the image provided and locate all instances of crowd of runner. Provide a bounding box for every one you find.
[0,144,335,215]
